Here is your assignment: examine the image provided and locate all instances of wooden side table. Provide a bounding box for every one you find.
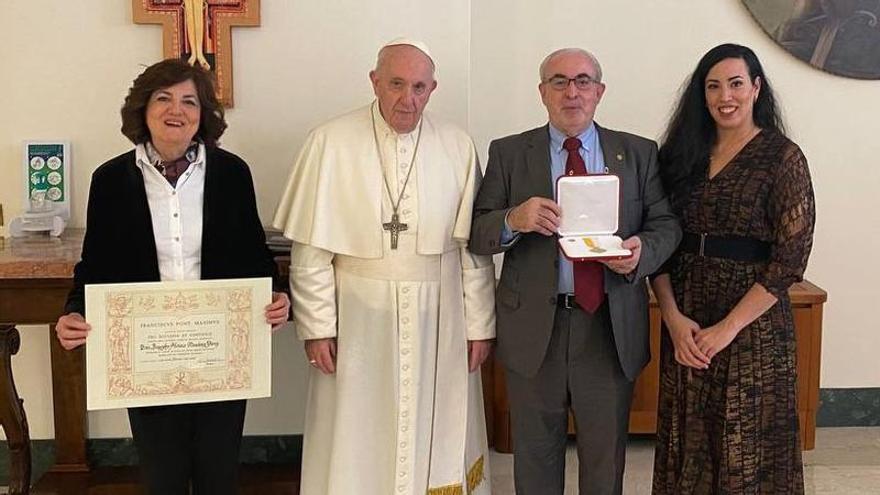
[0,232,86,494]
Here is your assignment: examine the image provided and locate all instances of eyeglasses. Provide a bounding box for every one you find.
[544,75,599,91]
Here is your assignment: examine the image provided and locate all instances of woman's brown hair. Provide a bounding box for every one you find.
[120,58,227,147]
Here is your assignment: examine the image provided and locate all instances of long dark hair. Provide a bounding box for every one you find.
[120,58,227,147]
[659,43,785,204]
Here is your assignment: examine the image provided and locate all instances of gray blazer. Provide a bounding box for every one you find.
[470,124,681,380]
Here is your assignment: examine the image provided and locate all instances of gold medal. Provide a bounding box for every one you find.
[582,237,606,253]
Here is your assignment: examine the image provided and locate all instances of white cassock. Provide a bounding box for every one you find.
[273,102,495,495]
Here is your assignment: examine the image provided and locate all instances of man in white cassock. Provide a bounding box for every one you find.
[273,38,496,495]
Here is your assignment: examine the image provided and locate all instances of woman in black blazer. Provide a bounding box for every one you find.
[54,58,290,495]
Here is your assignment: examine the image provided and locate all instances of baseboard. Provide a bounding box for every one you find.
[817,387,880,427]
[0,435,302,486]
[2,388,877,484]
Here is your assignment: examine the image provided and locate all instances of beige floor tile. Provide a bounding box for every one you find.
[489,427,880,494]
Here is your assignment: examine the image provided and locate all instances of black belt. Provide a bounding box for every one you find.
[680,232,771,262]
[557,294,579,309]
[556,294,609,313]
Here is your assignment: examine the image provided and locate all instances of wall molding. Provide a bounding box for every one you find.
[0,435,303,486]
[817,387,880,427]
[2,388,877,484]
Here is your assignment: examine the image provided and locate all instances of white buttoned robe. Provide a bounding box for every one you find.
[273,103,495,495]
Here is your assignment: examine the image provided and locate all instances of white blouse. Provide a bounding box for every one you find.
[134,143,206,282]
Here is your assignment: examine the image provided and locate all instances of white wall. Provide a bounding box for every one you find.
[470,0,880,391]
[0,0,470,440]
[1,0,877,440]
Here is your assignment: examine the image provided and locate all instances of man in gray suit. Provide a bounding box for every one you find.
[470,48,680,494]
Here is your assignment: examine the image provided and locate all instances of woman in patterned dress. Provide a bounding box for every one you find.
[651,43,815,494]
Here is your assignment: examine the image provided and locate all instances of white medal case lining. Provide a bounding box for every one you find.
[556,175,632,260]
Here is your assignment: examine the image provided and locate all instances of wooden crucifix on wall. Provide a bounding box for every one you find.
[132,0,260,106]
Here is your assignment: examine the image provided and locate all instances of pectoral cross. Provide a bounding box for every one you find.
[383,213,408,250]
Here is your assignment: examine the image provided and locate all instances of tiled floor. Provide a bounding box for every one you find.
[489,427,880,494]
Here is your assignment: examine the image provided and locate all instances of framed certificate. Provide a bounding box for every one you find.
[85,278,272,410]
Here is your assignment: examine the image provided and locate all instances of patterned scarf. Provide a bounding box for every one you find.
[146,141,200,187]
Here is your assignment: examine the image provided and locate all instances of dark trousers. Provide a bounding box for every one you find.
[506,303,634,495]
[128,400,247,495]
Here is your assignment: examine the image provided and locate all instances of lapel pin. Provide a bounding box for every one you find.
[616,153,623,161]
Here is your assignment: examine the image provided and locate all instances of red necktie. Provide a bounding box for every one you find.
[563,137,604,313]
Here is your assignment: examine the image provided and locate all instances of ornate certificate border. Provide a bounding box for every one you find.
[85,277,272,410]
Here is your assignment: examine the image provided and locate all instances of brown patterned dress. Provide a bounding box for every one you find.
[652,130,815,494]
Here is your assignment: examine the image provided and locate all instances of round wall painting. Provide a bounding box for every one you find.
[743,0,880,79]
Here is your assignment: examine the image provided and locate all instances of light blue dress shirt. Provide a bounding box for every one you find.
[501,122,606,294]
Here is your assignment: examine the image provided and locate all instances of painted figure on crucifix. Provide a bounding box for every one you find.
[144,0,216,71]
[133,0,259,105]
[183,0,211,70]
